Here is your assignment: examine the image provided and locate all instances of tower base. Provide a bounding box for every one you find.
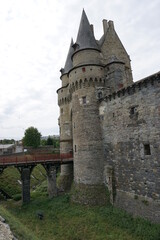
[57,164,73,192]
[71,183,109,206]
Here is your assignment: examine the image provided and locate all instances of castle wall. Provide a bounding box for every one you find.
[100,73,160,222]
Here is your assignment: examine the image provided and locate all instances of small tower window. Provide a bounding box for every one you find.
[98,92,102,99]
[75,145,77,152]
[82,96,86,104]
[61,108,63,114]
[144,144,151,155]
[82,67,86,72]
[130,107,136,115]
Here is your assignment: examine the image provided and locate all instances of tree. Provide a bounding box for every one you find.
[23,127,41,148]
[46,136,53,145]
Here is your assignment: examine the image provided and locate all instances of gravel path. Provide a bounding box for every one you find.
[0,216,17,240]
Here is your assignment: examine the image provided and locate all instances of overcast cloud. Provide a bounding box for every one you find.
[0,0,159,139]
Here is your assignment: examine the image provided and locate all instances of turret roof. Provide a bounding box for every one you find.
[60,39,74,75]
[74,9,99,53]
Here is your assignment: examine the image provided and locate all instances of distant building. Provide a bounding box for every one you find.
[0,144,23,155]
[0,144,16,155]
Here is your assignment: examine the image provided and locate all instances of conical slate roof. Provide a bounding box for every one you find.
[60,39,74,75]
[74,9,99,52]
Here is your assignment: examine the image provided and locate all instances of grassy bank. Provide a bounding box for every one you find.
[0,189,160,240]
[0,165,46,198]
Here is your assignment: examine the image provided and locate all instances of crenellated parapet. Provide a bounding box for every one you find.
[101,71,160,103]
[69,76,106,93]
[57,84,71,106]
[68,64,104,82]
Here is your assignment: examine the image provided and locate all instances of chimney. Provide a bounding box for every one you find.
[108,20,114,30]
[102,19,108,34]
[90,24,94,35]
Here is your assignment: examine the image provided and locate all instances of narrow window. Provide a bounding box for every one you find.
[74,122,75,128]
[82,96,86,104]
[144,144,151,155]
[82,67,86,72]
[75,145,77,152]
[98,92,102,99]
[113,113,115,117]
[61,108,63,114]
[130,107,135,115]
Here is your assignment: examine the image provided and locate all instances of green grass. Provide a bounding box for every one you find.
[0,188,160,240]
[0,165,46,198]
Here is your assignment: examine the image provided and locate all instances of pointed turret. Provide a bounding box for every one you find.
[73,9,99,53]
[60,39,74,75]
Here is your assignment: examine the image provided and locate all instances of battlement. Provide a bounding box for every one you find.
[69,77,105,93]
[101,71,160,103]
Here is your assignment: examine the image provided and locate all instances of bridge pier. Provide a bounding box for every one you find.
[18,166,34,203]
[45,165,57,198]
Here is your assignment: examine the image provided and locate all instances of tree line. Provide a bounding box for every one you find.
[1,127,59,149]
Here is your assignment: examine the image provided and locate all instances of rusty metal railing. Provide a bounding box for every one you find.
[0,153,73,166]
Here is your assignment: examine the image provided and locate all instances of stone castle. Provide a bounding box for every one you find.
[57,10,160,223]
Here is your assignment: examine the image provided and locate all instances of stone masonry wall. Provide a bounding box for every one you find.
[100,73,160,222]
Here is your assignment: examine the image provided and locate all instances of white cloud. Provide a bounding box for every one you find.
[0,0,159,139]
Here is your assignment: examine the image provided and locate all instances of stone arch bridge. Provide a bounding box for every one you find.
[0,153,73,203]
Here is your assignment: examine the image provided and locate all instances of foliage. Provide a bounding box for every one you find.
[40,136,60,148]
[0,165,46,197]
[12,194,22,201]
[46,136,53,145]
[0,139,15,144]
[23,127,41,148]
[0,205,38,240]
[0,192,159,240]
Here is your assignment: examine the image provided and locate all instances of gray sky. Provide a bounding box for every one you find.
[0,0,159,140]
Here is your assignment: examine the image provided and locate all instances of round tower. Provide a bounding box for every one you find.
[57,40,74,191]
[70,10,108,205]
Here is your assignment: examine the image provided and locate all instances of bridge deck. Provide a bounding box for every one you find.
[0,153,73,167]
